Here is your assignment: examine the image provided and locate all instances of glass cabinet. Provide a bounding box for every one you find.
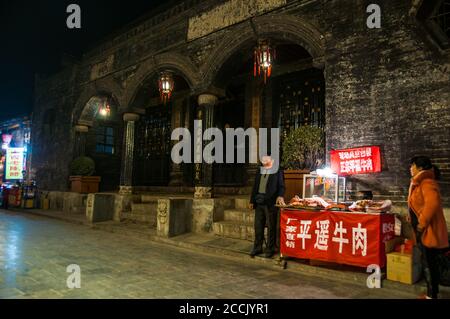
[302,173,347,203]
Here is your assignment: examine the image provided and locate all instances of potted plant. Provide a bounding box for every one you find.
[281,125,325,201]
[69,156,101,194]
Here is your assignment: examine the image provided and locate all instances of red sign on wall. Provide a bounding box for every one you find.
[330,146,381,175]
[280,209,395,268]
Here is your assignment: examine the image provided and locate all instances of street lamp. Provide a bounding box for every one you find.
[99,100,111,117]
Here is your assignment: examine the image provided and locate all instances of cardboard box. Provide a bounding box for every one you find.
[394,239,414,254]
[387,248,422,284]
[385,237,405,253]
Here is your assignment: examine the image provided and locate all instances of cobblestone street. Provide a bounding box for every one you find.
[0,210,435,299]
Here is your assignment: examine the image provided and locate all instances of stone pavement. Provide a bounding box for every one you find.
[0,209,448,299]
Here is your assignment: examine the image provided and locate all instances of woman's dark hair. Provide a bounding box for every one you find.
[410,156,441,180]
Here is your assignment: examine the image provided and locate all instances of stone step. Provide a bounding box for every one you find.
[214,187,252,195]
[121,211,157,226]
[235,198,250,210]
[122,202,158,226]
[223,209,255,224]
[213,221,254,241]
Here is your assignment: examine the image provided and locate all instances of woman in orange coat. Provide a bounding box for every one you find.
[408,156,449,299]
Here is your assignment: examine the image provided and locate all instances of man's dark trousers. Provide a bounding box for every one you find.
[254,204,277,253]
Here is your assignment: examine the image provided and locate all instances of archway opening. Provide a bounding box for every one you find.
[81,94,122,192]
[129,71,192,187]
[211,39,324,187]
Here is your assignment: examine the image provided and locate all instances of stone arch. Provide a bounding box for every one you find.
[201,14,326,88]
[73,77,124,127]
[70,79,124,192]
[124,52,201,109]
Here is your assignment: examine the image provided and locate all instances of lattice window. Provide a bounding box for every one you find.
[134,105,172,186]
[135,107,172,160]
[95,126,115,155]
[275,70,325,141]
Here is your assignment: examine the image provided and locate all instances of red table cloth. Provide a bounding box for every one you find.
[280,208,395,268]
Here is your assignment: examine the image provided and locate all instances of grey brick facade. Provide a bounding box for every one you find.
[32,0,450,205]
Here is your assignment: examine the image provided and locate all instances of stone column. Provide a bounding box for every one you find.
[194,94,218,199]
[74,124,89,157]
[169,98,183,186]
[119,113,140,195]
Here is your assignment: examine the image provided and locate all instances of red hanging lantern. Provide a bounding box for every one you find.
[158,71,174,104]
[254,39,276,84]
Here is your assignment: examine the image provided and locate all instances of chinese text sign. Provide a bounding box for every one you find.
[330,146,381,175]
[6,148,24,180]
[280,209,395,268]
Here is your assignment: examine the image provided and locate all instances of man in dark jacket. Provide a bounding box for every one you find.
[249,155,285,258]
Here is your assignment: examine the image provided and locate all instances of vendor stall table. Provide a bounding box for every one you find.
[280,208,395,268]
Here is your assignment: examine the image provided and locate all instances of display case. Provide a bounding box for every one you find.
[302,173,346,202]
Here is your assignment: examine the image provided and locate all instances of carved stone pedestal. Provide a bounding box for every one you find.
[194,186,212,199]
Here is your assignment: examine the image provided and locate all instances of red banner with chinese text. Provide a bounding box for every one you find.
[330,146,381,175]
[280,209,395,268]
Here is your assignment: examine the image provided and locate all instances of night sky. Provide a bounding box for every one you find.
[0,0,180,122]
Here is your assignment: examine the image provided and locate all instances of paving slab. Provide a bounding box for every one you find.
[3,208,449,299]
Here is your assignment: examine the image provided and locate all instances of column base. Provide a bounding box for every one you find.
[119,186,133,195]
[194,186,213,199]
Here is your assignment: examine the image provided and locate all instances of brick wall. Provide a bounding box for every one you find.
[323,0,450,205]
[32,67,78,191]
[32,0,450,209]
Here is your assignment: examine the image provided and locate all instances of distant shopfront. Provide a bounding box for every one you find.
[0,116,32,185]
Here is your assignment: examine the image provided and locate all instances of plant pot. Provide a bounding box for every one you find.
[283,169,310,202]
[70,176,101,194]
